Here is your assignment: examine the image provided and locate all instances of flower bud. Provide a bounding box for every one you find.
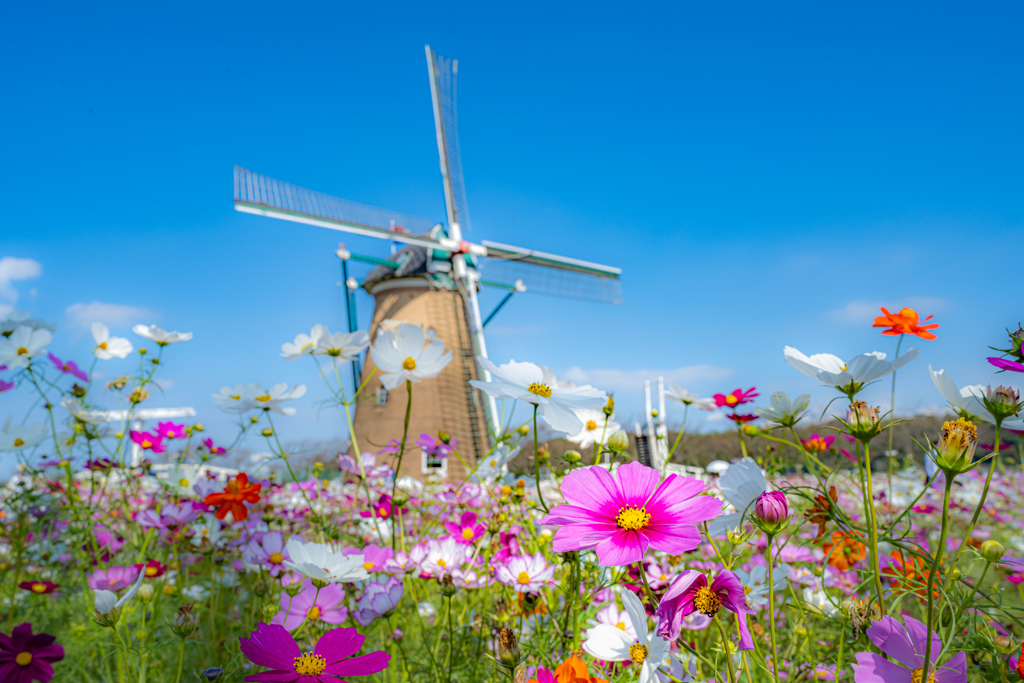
[284,582,304,597]
[261,428,273,437]
[603,395,615,416]
[262,603,279,617]
[250,416,259,424]
[844,401,882,442]
[947,567,961,581]
[536,449,550,465]
[932,418,979,475]
[438,430,450,444]
[170,603,198,638]
[202,668,225,681]
[392,628,404,641]
[137,583,154,603]
[563,450,582,465]
[497,627,520,667]
[753,491,790,534]
[982,385,1022,422]
[517,425,529,436]
[726,527,750,545]
[313,462,324,472]
[138,347,147,355]
[129,386,149,404]
[980,540,1005,563]
[193,423,205,432]
[651,409,658,418]
[607,429,629,453]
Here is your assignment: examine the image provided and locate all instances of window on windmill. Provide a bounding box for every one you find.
[376,386,388,407]
[426,327,437,340]
[422,451,447,475]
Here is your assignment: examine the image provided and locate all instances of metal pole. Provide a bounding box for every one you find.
[658,376,669,470]
[483,291,515,328]
[645,380,659,471]
[338,250,361,393]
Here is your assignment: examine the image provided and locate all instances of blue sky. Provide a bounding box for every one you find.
[2,1,1022,451]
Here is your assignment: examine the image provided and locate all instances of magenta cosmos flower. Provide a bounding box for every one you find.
[239,622,389,682]
[245,531,290,577]
[853,616,966,683]
[156,421,187,439]
[272,579,349,631]
[444,511,485,544]
[541,461,721,566]
[203,437,227,455]
[47,352,89,382]
[714,387,759,408]
[130,430,166,454]
[360,494,407,520]
[988,357,1024,373]
[0,623,65,683]
[88,565,140,591]
[655,570,755,650]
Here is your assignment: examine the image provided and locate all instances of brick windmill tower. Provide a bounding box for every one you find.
[233,46,622,480]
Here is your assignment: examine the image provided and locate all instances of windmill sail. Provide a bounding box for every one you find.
[233,167,440,248]
[480,241,623,304]
[426,47,472,233]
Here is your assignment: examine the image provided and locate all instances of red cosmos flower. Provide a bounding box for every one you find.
[203,473,262,522]
[872,307,939,340]
[727,413,758,424]
[133,560,169,578]
[19,581,58,595]
[714,387,759,408]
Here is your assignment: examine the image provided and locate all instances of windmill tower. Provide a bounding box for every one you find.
[233,46,622,481]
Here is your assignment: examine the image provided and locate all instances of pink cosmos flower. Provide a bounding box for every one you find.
[0,379,13,393]
[451,567,491,589]
[382,551,418,576]
[0,622,65,683]
[988,357,1024,373]
[541,461,721,566]
[130,431,166,454]
[714,387,759,408]
[655,569,755,649]
[444,511,485,545]
[413,537,465,580]
[801,434,835,453]
[338,452,391,478]
[134,560,169,578]
[137,501,202,529]
[343,544,393,572]
[156,421,186,440]
[88,566,141,591]
[272,579,349,631]
[727,413,758,424]
[47,352,89,382]
[244,531,290,577]
[492,526,522,564]
[202,438,227,455]
[494,552,556,593]
[595,602,638,639]
[416,433,458,460]
[644,557,674,591]
[360,494,407,520]
[353,576,404,625]
[238,622,389,682]
[852,616,966,683]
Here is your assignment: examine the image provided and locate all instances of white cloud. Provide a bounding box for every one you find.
[561,363,732,395]
[65,301,154,329]
[0,257,42,302]
[827,297,948,325]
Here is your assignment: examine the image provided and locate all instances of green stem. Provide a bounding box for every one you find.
[922,476,954,680]
[532,405,550,514]
[951,560,990,627]
[766,536,781,683]
[862,442,886,613]
[715,617,737,683]
[636,561,658,607]
[950,424,1001,570]
[173,639,186,683]
[887,336,903,517]
[390,380,414,510]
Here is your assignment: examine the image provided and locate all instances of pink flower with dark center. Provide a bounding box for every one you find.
[238,622,389,682]
[852,616,966,683]
[801,434,835,453]
[0,622,65,683]
[727,413,758,424]
[47,352,88,382]
[541,461,721,566]
[360,494,407,520]
[202,438,226,455]
[271,579,349,631]
[714,387,759,408]
[130,431,166,454]
[655,569,755,649]
[88,565,141,591]
[244,531,290,577]
[444,511,485,545]
[156,421,186,440]
[19,581,59,595]
[133,560,169,578]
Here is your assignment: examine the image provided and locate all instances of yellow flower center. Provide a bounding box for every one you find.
[15,652,32,666]
[141,440,152,448]
[585,420,598,431]
[255,394,271,402]
[98,342,108,350]
[293,652,326,675]
[488,460,497,466]
[615,621,626,631]
[725,395,738,405]
[694,585,722,616]
[840,363,848,373]
[941,418,977,449]
[179,478,190,486]
[13,439,25,448]
[230,394,241,400]
[31,583,46,593]
[628,643,648,664]
[615,505,650,531]
[659,574,668,581]
[16,346,29,356]
[146,567,158,576]
[462,528,475,541]
[166,431,175,438]
[517,571,531,585]
[527,382,552,398]
[437,559,446,568]
[403,357,417,370]
[307,606,321,621]
[269,552,284,565]
[363,562,375,571]
[911,668,936,683]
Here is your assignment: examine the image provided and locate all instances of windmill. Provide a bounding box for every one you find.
[233,45,622,481]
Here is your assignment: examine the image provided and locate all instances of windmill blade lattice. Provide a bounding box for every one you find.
[428,51,472,232]
[480,255,623,304]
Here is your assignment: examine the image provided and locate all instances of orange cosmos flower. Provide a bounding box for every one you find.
[203,473,262,521]
[821,530,867,571]
[873,307,939,340]
[881,550,936,599]
[526,654,608,683]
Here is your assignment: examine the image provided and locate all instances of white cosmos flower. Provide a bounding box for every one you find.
[315,328,369,361]
[61,397,109,424]
[470,443,519,482]
[755,391,810,426]
[370,323,452,389]
[91,323,133,360]
[132,324,192,345]
[212,382,263,413]
[253,383,307,416]
[928,365,990,423]
[0,423,48,451]
[0,325,52,369]
[281,325,327,360]
[583,589,670,683]
[284,537,369,583]
[163,464,202,496]
[784,346,919,393]
[470,358,607,433]
[566,409,620,448]
[665,385,716,411]
[94,567,146,615]
[190,513,224,548]
[706,457,766,537]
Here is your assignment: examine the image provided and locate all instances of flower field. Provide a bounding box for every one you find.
[0,308,1023,683]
